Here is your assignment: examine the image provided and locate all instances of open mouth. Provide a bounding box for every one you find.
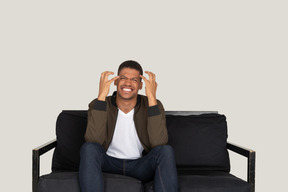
[122,87,133,92]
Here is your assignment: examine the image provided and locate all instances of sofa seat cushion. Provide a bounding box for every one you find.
[145,171,250,192]
[38,172,143,192]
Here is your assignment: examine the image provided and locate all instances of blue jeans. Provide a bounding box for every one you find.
[79,142,178,192]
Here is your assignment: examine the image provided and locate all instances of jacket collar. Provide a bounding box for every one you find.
[111,91,141,108]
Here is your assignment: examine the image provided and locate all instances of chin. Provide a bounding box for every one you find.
[118,92,137,101]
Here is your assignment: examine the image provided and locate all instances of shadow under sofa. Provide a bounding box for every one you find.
[33,110,255,192]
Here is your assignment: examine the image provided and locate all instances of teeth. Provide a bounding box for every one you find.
[123,88,132,92]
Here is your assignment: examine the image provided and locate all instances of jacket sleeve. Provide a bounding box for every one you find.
[84,99,107,144]
[147,100,168,148]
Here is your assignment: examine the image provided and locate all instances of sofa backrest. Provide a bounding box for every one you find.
[166,112,230,172]
[52,110,230,173]
[52,111,87,172]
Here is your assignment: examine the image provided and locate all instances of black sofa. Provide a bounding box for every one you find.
[33,110,255,192]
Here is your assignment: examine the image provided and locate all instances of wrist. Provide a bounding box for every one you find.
[148,96,157,107]
[97,94,106,101]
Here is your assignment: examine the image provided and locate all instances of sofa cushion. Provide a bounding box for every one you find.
[144,171,250,192]
[38,172,81,192]
[166,114,230,172]
[52,111,87,172]
[38,172,143,192]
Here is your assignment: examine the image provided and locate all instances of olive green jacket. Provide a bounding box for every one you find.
[84,92,168,152]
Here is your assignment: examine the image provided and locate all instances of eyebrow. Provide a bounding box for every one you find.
[120,75,139,80]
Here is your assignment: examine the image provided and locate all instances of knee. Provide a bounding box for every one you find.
[153,145,175,158]
[80,142,104,158]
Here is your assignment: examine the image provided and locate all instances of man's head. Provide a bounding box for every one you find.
[115,60,143,101]
[117,60,143,77]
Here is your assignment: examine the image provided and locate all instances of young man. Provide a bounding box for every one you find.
[79,60,178,192]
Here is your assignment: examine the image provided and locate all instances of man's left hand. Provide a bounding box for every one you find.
[140,71,158,106]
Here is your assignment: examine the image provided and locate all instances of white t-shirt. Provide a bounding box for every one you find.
[106,108,144,159]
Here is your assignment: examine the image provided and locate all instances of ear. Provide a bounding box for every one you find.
[114,79,118,86]
[139,82,143,90]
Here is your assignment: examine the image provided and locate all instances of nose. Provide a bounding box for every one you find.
[124,78,132,85]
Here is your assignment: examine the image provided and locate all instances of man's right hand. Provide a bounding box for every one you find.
[97,71,119,101]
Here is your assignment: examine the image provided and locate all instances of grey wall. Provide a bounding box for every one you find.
[1,1,287,191]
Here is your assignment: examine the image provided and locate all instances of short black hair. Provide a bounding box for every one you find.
[118,60,143,76]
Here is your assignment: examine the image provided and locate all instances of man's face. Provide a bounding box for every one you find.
[114,68,143,101]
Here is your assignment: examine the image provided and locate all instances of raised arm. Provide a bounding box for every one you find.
[141,71,168,147]
[84,71,119,143]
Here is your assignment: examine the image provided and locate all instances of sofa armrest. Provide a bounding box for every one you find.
[32,139,57,192]
[227,142,256,192]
